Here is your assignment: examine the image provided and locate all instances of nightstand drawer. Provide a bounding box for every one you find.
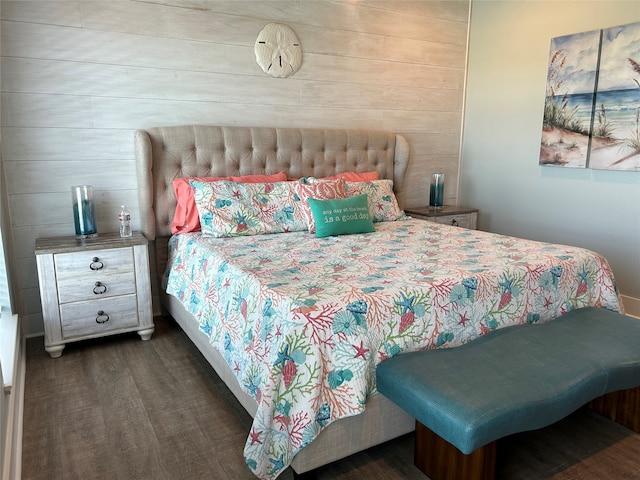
[55,247,136,303]
[405,206,478,230]
[60,294,139,339]
[57,272,136,304]
[434,214,473,229]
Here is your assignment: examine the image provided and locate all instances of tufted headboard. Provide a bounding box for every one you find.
[135,125,410,241]
[134,125,410,294]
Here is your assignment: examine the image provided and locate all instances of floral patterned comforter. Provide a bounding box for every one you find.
[164,218,622,479]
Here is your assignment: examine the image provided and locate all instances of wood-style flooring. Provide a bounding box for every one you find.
[22,316,640,480]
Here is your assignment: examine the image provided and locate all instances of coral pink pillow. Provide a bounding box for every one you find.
[322,171,379,181]
[294,178,347,233]
[287,171,380,182]
[171,172,288,234]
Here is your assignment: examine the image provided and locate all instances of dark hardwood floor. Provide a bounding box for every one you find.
[22,316,640,480]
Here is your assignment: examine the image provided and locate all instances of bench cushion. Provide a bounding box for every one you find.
[376,307,640,454]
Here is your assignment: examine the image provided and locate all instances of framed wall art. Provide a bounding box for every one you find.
[539,21,640,172]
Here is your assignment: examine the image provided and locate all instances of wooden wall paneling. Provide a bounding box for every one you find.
[74,97,390,130]
[298,24,388,60]
[301,81,462,111]
[4,160,138,195]
[382,111,463,135]
[18,286,40,316]
[1,22,257,76]
[12,225,74,259]
[80,0,271,45]
[2,57,301,106]
[300,54,465,90]
[3,41,463,94]
[300,1,467,45]
[9,193,71,227]
[0,0,82,26]
[146,0,303,21]
[13,257,36,292]
[363,1,470,23]
[295,24,466,66]
[383,36,467,66]
[1,127,134,161]
[1,92,94,128]
[406,133,463,155]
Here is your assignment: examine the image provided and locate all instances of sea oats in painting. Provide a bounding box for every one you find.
[539,29,600,168]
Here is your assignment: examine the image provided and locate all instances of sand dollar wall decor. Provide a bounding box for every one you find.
[254,23,302,78]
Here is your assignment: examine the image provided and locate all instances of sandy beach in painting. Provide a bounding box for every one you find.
[540,126,640,171]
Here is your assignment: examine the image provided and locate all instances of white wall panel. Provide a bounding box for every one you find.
[147,0,303,22]
[1,22,256,75]
[80,1,273,45]
[362,1,469,23]
[2,58,301,105]
[301,81,462,111]
[300,1,467,45]
[1,127,133,161]
[0,0,82,26]
[4,160,137,194]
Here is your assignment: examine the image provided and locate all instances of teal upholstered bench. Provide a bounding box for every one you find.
[376,307,640,480]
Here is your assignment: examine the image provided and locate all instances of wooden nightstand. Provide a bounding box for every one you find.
[35,232,154,358]
[405,206,478,230]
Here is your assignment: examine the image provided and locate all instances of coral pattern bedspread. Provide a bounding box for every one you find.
[164,219,622,479]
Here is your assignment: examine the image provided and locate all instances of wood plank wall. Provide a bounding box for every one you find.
[0,0,469,335]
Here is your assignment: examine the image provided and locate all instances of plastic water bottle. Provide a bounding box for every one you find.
[119,205,132,237]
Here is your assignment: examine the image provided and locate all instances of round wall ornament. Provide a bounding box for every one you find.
[254,23,302,78]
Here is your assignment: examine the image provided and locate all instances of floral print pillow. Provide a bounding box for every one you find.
[345,179,404,222]
[190,180,308,237]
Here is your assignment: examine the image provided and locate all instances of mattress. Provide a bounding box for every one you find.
[164,218,622,479]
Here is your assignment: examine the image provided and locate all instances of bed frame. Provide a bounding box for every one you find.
[134,125,413,475]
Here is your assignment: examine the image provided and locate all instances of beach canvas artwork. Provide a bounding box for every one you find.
[589,22,640,171]
[539,21,640,172]
[539,29,600,168]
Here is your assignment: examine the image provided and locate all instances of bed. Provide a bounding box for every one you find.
[134,125,623,480]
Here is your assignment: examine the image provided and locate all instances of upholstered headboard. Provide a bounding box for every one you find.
[134,125,410,293]
[135,125,410,242]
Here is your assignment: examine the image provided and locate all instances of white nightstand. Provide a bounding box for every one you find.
[35,232,154,358]
[405,206,478,230]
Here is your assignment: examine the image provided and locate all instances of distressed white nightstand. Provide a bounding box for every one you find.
[35,232,154,358]
[405,206,478,230]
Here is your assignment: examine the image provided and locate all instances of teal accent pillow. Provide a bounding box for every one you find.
[308,194,375,238]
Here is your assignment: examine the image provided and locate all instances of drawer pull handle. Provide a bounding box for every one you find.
[96,310,110,324]
[90,257,104,270]
[93,281,107,295]
[451,219,459,227]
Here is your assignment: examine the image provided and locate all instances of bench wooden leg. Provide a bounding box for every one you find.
[414,421,496,480]
[589,385,640,433]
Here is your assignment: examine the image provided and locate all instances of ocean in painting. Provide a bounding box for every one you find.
[541,87,640,170]
[559,88,640,140]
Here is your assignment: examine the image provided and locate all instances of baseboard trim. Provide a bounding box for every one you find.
[621,295,640,319]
